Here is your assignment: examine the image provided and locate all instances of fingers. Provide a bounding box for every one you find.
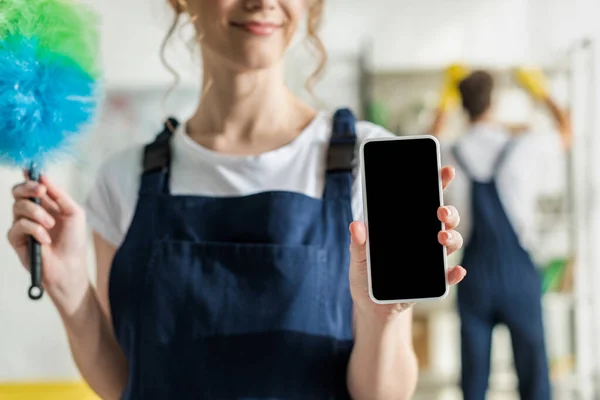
[349,221,367,265]
[348,219,467,289]
[7,218,52,246]
[438,205,460,230]
[441,165,455,191]
[12,181,61,216]
[447,265,467,285]
[38,195,61,216]
[40,175,79,216]
[438,230,464,255]
[12,181,46,200]
[13,199,56,230]
[13,176,79,216]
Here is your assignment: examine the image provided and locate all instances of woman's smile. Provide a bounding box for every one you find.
[230,20,283,36]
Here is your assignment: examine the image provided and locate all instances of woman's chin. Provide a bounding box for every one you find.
[232,55,284,73]
[224,42,287,71]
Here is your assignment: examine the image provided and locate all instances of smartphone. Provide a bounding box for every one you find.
[360,135,448,304]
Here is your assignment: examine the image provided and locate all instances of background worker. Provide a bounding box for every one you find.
[428,66,572,400]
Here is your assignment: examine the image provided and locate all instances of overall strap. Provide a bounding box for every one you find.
[492,138,518,178]
[451,144,474,179]
[451,137,518,182]
[139,117,179,195]
[324,108,357,200]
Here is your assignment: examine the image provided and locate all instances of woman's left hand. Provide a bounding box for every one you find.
[349,165,467,320]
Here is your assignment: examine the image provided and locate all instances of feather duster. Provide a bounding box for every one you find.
[0,0,101,299]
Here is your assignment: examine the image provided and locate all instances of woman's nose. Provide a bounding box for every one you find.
[244,0,277,12]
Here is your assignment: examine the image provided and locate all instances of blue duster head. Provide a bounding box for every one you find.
[0,0,101,170]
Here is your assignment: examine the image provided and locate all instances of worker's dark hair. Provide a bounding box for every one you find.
[459,70,494,121]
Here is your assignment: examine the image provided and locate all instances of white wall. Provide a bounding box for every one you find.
[96,0,594,88]
[96,0,198,89]
[366,0,532,70]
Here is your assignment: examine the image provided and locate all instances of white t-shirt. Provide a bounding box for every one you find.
[440,123,565,253]
[85,112,394,247]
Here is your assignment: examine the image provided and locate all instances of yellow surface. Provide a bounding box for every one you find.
[0,382,100,400]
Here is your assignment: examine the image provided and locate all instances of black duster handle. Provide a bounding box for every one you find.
[28,168,44,300]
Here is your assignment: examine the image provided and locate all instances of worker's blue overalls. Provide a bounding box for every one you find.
[452,140,551,400]
[108,110,358,399]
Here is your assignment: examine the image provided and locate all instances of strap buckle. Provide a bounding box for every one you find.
[142,118,179,174]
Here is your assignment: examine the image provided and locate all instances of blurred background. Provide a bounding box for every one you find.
[1,0,600,399]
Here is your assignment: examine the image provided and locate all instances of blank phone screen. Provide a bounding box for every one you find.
[362,137,447,302]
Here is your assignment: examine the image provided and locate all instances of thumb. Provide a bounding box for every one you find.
[349,221,367,267]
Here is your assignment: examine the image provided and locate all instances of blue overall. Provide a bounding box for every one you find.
[452,140,551,400]
[108,110,358,399]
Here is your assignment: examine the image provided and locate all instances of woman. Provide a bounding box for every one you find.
[7,1,465,399]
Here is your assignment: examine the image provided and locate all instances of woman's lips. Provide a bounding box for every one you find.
[231,21,282,36]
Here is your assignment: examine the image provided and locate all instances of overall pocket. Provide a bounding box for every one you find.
[137,240,332,398]
[142,240,328,337]
[138,241,360,399]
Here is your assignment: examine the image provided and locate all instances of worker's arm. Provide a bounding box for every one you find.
[515,67,573,149]
[542,95,573,149]
[429,107,449,137]
[428,64,470,137]
[62,234,128,400]
[346,167,466,400]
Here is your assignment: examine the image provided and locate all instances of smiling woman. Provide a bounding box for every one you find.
[5,1,465,399]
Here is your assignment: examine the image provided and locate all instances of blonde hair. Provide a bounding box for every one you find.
[160,0,327,115]
[305,0,327,93]
[160,8,183,127]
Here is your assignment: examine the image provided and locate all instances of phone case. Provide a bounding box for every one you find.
[359,135,449,304]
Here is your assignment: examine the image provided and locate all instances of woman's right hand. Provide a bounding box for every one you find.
[7,174,90,316]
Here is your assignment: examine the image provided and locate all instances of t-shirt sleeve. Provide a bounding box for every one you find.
[84,147,142,247]
[85,161,123,247]
[351,122,396,221]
